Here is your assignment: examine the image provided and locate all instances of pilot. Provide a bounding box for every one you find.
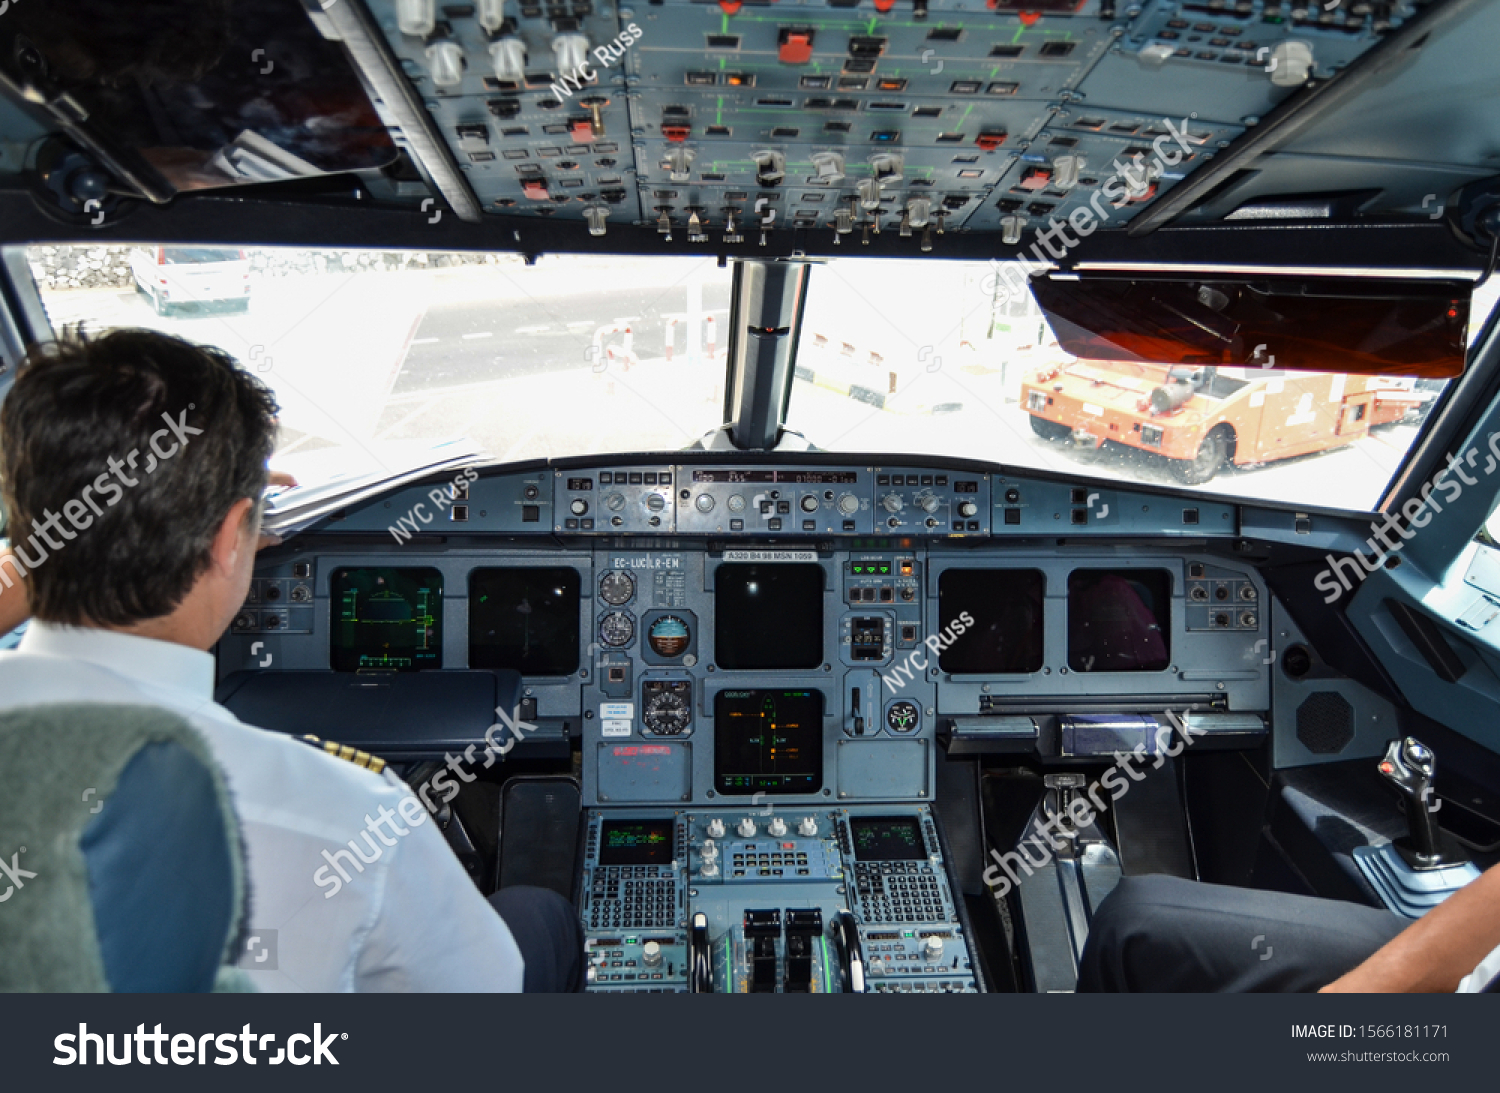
[0,329,583,992]
[1077,868,1500,993]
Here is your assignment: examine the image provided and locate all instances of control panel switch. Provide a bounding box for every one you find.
[752,150,786,186]
[811,151,846,183]
[777,28,815,65]
[924,936,945,961]
[643,941,663,968]
[552,33,590,76]
[489,38,527,84]
[737,817,757,838]
[707,818,726,839]
[425,42,466,88]
[666,145,695,182]
[798,816,818,837]
[768,817,787,838]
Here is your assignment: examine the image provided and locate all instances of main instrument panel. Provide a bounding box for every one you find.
[222,457,1276,994]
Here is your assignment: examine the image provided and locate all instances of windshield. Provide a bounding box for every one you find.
[22,245,1499,512]
[25,246,730,483]
[787,259,1500,511]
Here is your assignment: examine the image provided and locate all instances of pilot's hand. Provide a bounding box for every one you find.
[257,471,299,552]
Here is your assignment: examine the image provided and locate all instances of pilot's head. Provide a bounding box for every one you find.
[0,329,278,646]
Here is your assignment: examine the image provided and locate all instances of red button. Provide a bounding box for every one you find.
[662,123,691,143]
[522,180,550,200]
[778,32,813,65]
[1020,167,1052,190]
[570,119,595,143]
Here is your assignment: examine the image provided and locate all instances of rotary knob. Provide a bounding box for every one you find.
[605,492,626,511]
[707,818,726,838]
[882,493,903,513]
[918,494,940,514]
[701,839,718,862]
[570,498,589,516]
[800,494,819,513]
[737,817,757,838]
[768,817,787,837]
[643,940,663,967]
[958,500,978,518]
[727,494,746,513]
[646,493,666,512]
[837,493,859,516]
[798,816,818,837]
[700,860,719,878]
[924,936,945,961]
[695,493,715,513]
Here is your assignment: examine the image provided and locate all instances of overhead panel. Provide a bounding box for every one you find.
[360,0,1433,244]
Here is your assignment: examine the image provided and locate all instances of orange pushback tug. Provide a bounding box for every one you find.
[1021,360,1427,485]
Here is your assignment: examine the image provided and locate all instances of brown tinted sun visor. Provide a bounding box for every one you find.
[1031,274,1472,380]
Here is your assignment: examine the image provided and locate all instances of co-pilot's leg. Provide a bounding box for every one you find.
[1077,874,1408,992]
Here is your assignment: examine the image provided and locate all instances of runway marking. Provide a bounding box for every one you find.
[412,337,441,345]
[514,325,550,334]
[463,331,495,340]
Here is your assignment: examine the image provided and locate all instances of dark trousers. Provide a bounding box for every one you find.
[488,886,586,993]
[1077,875,1409,992]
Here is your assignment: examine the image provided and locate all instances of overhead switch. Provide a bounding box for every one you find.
[778,30,815,65]
[1019,166,1052,191]
[552,34,590,76]
[489,38,527,84]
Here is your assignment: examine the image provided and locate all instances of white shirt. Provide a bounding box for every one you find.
[0,622,524,992]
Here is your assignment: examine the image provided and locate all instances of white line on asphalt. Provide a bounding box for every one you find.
[412,337,441,345]
[463,331,495,340]
[514,325,550,334]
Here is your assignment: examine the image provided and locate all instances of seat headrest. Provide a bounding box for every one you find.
[0,703,248,992]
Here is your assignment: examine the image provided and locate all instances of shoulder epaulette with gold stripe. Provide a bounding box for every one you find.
[297,734,387,774]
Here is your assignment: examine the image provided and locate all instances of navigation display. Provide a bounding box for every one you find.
[598,819,675,866]
[714,689,823,795]
[937,569,1045,674]
[1068,569,1171,672]
[850,817,927,862]
[470,568,581,675]
[330,567,442,671]
[714,563,824,670]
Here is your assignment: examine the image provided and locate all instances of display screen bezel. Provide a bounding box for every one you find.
[1066,568,1173,673]
[597,819,676,866]
[936,568,1046,675]
[713,562,825,671]
[712,688,824,796]
[329,566,444,672]
[850,817,929,862]
[468,567,582,675]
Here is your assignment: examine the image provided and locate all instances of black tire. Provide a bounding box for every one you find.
[1172,427,1229,485]
[1029,414,1071,441]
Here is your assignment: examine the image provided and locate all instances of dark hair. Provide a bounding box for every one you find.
[0,329,278,626]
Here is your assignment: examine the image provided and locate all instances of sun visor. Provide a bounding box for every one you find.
[1032,274,1472,380]
[0,0,397,201]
